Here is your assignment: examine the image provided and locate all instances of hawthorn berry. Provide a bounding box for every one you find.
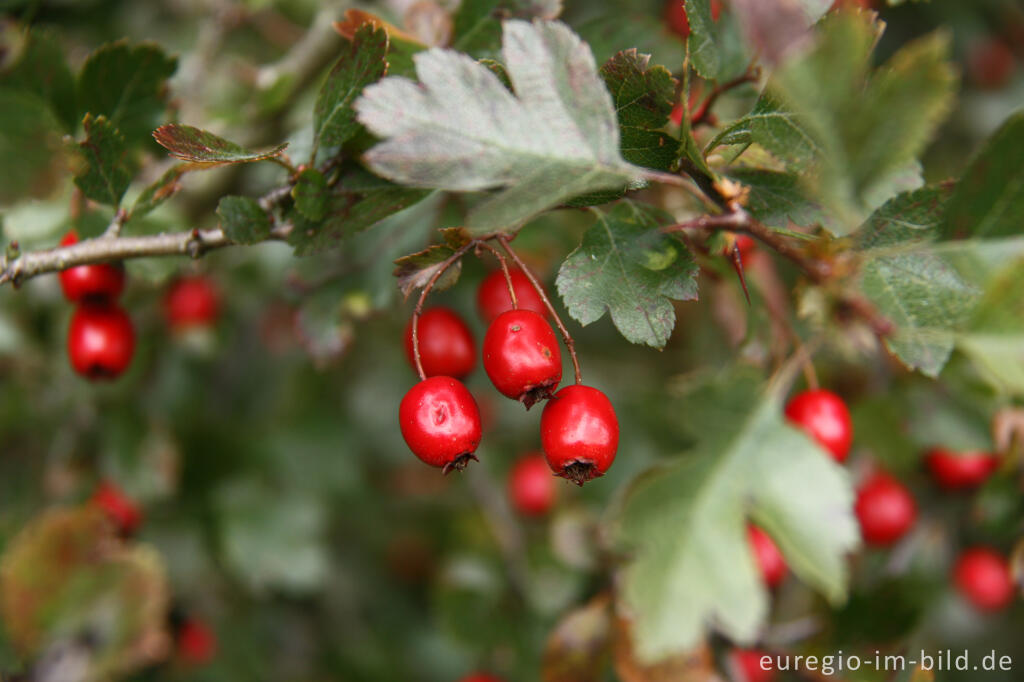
[733,234,756,258]
[58,231,125,303]
[177,618,217,665]
[665,0,722,38]
[483,309,562,409]
[540,385,618,485]
[67,303,135,380]
[954,547,1016,612]
[784,389,852,462]
[92,480,143,535]
[854,472,917,546]
[508,454,557,517]
[748,524,787,589]
[404,307,476,379]
[399,376,482,473]
[164,275,220,330]
[968,40,1015,90]
[925,448,999,490]
[477,268,548,323]
[730,649,776,682]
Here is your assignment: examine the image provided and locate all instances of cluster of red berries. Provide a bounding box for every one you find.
[57,230,221,381]
[398,269,619,486]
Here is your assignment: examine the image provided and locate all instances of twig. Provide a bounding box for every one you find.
[101,208,128,239]
[495,234,582,385]
[410,241,476,380]
[690,67,761,128]
[0,224,294,287]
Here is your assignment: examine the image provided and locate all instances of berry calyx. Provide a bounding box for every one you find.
[67,303,135,380]
[91,480,143,535]
[404,307,476,379]
[730,649,777,682]
[164,275,220,330]
[399,376,482,473]
[784,389,853,462]
[954,547,1016,612]
[925,448,999,490]
[854,472,917,546]
[483,309,562,409]
[748,524,787,589]
[177,618,217,665]
[477,268,548,323]
[58,231,125,303]
[508,454,557,517]
[540,385,618,485]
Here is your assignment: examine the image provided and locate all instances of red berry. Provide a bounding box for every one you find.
[784,389,852,463]
[734,234,756,258]
[954,548,1016,612]
[399,376,482,473]
[670,102,685,126]
[477,268,548,323]
[67,303,135,380]
[730,649,776,682]
[665,0,689,38]
[748,524,787,589]
[483,309,562,409]
[711,0,723,21]
[508,454,557,517]
[58,231,125,303]
[968,40,1015,90]
[404,307,476,379]
[540,385,618,485]
[177,618,217,665]
[91,480,143,535]
[925,448,999,490]
[854,472,917,546]
[164,275,220,330]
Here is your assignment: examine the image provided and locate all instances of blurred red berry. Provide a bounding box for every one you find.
[68,303,135,380]
[748,524,787,588]
[968,40,1015,90]
[854,472,917,546]
[404,307,476,379]
[164,275,220,330]
[925,448,999,490]
[477,268,548,323]
[92,480,143,535]
[784,389,853,463]
[58,231,126,304]
[177,618,217,665]
[508,454,557,516]
[731,648,776,682]
[954,548,1016,612]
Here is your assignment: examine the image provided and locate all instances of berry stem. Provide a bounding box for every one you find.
[475,241,518,309]
[495,234,582,385]
[410,241,476,381]
[689,64,760,128]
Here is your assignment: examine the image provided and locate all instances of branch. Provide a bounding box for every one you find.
[0,223,293,287]
[690,66,761,128]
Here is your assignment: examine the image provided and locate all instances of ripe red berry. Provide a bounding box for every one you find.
[483,309,562,409]
[67,303,135,380]
[784,389,853,463]
[164,275,220,330]
[854,472,917,546]
[404,307,476,379]
[540,385,618,485]
[477,268,548,323]
[508,454,557,517]
[399,376,482,473]
[925,448,999,490]
[58,231,125,303]
[748,524,787,589]
[91,480,143,535]
[665,0,689,38]
[177,618,217,665]
[954,548,1016,612]
[730,649,776,682]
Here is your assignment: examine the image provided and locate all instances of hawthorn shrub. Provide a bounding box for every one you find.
[0,0,1021,681]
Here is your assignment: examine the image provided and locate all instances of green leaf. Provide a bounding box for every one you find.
[393,227,471,297]
[356,20,645,233]
[686,0,758,81]
[956,261,1024,396]
[288,168,430,256]
[292,169,329,221]
[600,49,679,172]
[729,168,829,229]
[451,0,504,58]
[76,41,177,146]
[216,195,271,244]
[313,23,388,151]
[0,88,68,205]
[130,164,186,219]
[0,29,77,132]
[556,201,697,348]
[615,373,859,662]
[942,110,1024,239]
[74,115,134,207]
[152,124,288,165]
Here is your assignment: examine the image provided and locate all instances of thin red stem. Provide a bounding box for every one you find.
[410,241,475,381]
[495,235,582,385]
[475,241,518,309]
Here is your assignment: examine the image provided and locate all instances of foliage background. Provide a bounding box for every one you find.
[0,0,1022,680]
